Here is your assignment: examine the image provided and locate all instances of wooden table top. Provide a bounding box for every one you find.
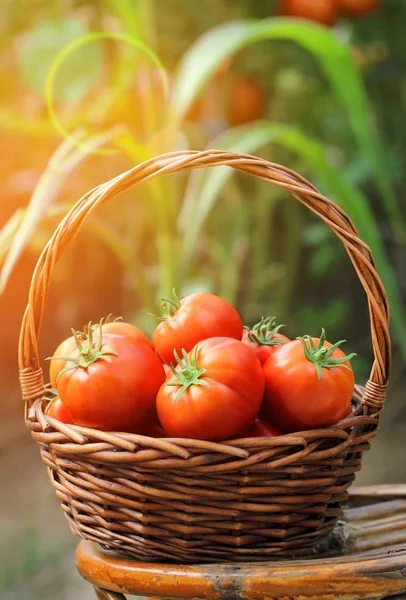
[76,484,406,600]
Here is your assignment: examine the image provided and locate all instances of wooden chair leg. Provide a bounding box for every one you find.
[94,586,126,600]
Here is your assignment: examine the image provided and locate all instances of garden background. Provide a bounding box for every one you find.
[0,1,405,598]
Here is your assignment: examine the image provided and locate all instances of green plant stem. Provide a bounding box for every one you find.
[275,196,303,320]
[249,181,279,308]
[85,218,156,312]
[119,135,178,299]
[218,178,249,305]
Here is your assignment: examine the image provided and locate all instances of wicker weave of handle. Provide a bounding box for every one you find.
[19,150,391,563]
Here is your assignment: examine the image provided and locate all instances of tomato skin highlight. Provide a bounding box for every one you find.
[45,397,73,424]
[152,292,243,365]
[244,414,282,437]
[262,338,354,433]
[57,334,165,431]
[242,329,290,366]
[163,364,171,377]
[157,337,264,441]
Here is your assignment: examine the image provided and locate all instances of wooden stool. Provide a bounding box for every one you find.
[76,485,406,600]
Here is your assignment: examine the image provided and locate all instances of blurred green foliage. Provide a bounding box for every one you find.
[1,0,405,385]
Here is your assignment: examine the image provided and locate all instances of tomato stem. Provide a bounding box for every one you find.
[245,316,287,347]
[298,328,356,381]
[51,321,118,382]
[160,288,181,319]
[167,346,208,400]
[83,314,122,335]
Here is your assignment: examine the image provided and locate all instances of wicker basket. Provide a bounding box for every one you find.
[19,150,391,563]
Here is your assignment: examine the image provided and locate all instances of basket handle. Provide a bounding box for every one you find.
[19,150,391,416]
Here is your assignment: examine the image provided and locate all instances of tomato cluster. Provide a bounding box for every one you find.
[46,292,355,441]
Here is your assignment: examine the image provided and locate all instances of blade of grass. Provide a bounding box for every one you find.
[85,217,156,311]
[118,133,179,298]
[172,18,402,235]
[0,127,121,293]
[0,209,25,266]
[179,120,406,359]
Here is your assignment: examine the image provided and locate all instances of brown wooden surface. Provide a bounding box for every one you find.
[75,485,406,600]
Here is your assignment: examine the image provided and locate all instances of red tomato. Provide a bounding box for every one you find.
[45,397,73,424]
[244,414,282,437]
[229,75,267,127]
[49,319,151,387]
[242,317,289,365]
[57,333,165,431]
[98,321,151,346]
[262,330,355,433]
[335,0,379,16]
[152,292,243,365]
[157,337,264,441]
[281,0,338,26]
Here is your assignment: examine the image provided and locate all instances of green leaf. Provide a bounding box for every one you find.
[172,18,402,234]
[18,19,103,102]
[178,120,405,359]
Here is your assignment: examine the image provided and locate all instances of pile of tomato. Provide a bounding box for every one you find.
[45,291,356,442]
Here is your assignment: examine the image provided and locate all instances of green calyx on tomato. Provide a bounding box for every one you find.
[167,347,209,400]
[49,322,118,382]
[298,328,356,381]
[245,316,287,347]
[159,288,181,320]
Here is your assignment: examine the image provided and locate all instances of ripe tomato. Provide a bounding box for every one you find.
[98,321,151,346]
[157,337,264,441]
[244,414,282,437]
[45,397,73,424]
[229,75,266,127]
[262,330,355,433]
[335,0,379,16]
[49,319,151,387]
[57,332,165,431]
[281,0,338,26]
[152,292,243,365]
[242,317,289,365]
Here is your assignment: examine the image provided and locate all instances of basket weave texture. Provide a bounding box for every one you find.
[19,150,391,563]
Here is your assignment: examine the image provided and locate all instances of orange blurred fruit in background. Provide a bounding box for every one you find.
[229,75,267,127]
[281,0,338,26]
[335,0,380,16]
